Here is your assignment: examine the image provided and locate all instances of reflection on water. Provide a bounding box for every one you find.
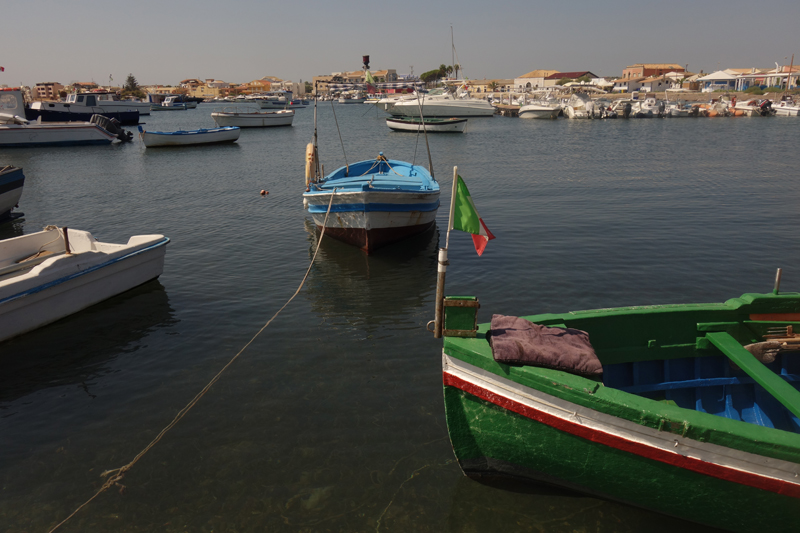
[0,217,25,240]
[303,219,439,330]
[0,280,176,405]
[446,476,724,533]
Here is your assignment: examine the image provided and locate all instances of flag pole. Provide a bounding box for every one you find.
[432,166,459,338]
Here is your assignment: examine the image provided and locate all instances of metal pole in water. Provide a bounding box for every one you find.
[432,166,460,338]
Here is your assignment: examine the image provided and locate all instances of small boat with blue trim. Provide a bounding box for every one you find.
[302,152,439,253]
[436,274,800,532]
[0,166,24,222]
[386,116,467,133]
[138,126,240,147]
[150,96,187,111]
[0,226,169,343]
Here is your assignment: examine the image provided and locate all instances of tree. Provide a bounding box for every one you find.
[488,81,498,92]
[453,64,461,79]
[445,65,454,78]
[421,69,441,84]
[123,74,138,92]
[304,81,312,94]
[576,75,592,84]
[556,77,573,86]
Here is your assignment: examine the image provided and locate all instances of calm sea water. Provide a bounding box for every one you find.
[1,104,798,532]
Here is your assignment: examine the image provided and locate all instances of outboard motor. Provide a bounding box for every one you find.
[90,114,133,142]
[623,102,632,119]
[657,101,666,118]
[759,99,773,116]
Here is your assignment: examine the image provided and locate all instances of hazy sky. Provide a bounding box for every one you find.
[3,0,798,88]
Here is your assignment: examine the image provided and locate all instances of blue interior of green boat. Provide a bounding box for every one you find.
[603,353,800,433]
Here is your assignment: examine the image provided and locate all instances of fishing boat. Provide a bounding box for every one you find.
[303,153,439,252]
[138,126,240,147]
[386,116,467,133]
[211,108,294,128]
[0,166,24,221]
[436,277,800,532]
[0,226,169,342]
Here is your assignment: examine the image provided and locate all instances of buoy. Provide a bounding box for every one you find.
[260,190,267,196]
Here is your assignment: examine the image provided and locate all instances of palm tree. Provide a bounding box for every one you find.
[439,64,448,79]
[446,65,454,78]
[453,64,461,79]
[488,81,498,92]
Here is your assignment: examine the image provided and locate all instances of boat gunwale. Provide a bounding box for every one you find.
[443,292,800,463]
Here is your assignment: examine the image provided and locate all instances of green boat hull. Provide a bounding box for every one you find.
[442,292,800,532]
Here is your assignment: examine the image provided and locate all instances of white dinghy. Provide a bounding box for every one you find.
[138,126,240,147]
[0,227,169,342]
[211,108,295,128]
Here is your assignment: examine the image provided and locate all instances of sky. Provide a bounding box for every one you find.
[2,0,799,88]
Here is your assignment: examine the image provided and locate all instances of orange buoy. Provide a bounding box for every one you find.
[260,190,267,196]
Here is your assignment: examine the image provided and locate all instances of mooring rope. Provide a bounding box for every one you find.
[47,190,338,533]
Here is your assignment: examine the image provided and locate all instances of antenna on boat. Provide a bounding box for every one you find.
[414,92,435,179]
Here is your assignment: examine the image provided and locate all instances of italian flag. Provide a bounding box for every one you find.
[452,175,495,256]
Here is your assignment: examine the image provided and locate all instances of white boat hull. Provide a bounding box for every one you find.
[391,100,495,117]
[211,110,294,128]
[141,127,240,147]
[774,106,800,116]
[0,229,169,342]
[338,98,367,104]
[386,118,466,132]
[518,105,560,119]
[0,123,117,146]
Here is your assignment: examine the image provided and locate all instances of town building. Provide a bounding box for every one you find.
[33,82,64,100]
[513,70,560,90]
[622,64,685,80]
[542,71,599,87]
[312,69,397,94]
[466,79,514,93]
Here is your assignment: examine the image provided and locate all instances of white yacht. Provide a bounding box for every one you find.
[389,87,494,117]
[774,97,800,116]
[518,93,561,119]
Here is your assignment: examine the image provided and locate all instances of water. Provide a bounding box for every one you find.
[1,105,798,532]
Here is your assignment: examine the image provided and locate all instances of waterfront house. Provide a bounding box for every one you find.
[514,70,560,91]
[613,77,645,92]
[697,71,736,92]
[542,71,599,87]
[622,63,685,80]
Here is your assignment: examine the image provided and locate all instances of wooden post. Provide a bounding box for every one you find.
[63,227,71,255]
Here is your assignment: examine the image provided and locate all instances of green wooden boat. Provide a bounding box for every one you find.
[441,290,800,532]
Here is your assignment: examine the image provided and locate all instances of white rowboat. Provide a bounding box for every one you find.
[386,117,467,133]
[139,126,240,147]
[211,109,294,128]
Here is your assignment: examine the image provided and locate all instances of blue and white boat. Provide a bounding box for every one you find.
[138,126,240,147]
[302,152,439,253]
[0,166,24,221]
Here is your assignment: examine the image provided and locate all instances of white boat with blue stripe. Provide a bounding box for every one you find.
[0,166,25,221]
[303,152,439,253]
[0,227,169,343]
[138,126,240,147]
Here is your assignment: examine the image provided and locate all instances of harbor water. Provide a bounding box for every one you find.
[1,104,799,532]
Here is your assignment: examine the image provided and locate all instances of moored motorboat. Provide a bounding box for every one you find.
[211,108,294,128]
[386,116,467,133]
[773,97,800,116]
[437,285,800,533]
[150,96,187,111]
[518,101,561,119]
[27,93,140,125]
[0,166,24,221]
[303,153,439,253]
[138,126,240,147]
[390,88,495,118]
[0,112,128,146]
[0,226,169,342]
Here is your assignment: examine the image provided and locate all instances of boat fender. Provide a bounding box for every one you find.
[305,143,315,186]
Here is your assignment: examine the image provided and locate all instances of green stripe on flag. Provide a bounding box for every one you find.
[452,176,481,235]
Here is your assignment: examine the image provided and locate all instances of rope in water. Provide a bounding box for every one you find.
[47,190,338,533]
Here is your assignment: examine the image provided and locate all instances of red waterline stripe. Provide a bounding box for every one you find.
[443,371,800,498]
